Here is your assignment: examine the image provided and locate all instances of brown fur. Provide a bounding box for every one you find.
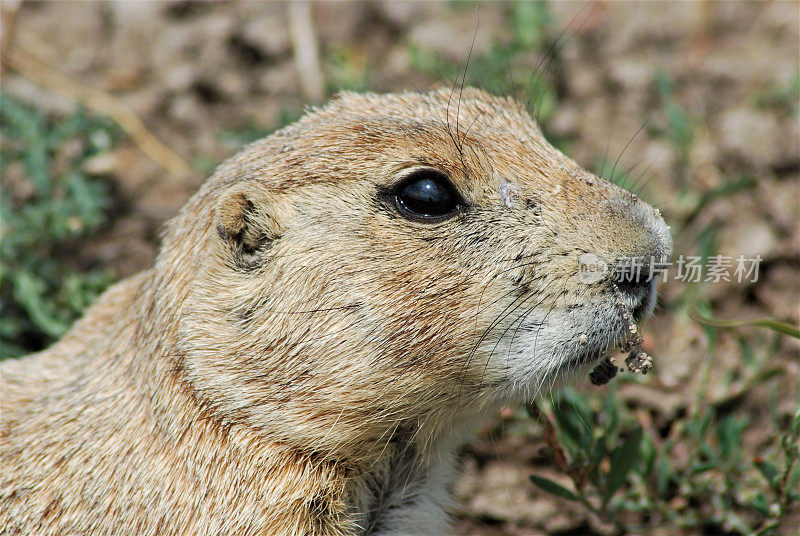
[1,88,671,535]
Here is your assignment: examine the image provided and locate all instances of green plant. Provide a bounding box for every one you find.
[409,1,560,130]
[755,72,800,115]
[0,94,118,358]
[641,69,697,200]
[325,44,373,94]
[529,337,798,535]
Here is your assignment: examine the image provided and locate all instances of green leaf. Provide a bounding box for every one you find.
[604,426,643,503]
[640,435,657,478]
[656,455,673,495]
[590,435,606,468]
[689,461,716,475]
[754,459,780,487]
[694,175,756,213]
[788,407,800,439]
[722,510,756,536]
[754,523,779,536]
[65,171,106,230]
[717,416,747,462]
[551,390,595,453]
[749,492,771,517]
[0,338,29,359]
[691,310,800,339]
[787,461,800,491]
[12,271,69,338]
[529,475,580,502]
[512,0,552,50]
[655,69,676,99]
[0,96,50,195]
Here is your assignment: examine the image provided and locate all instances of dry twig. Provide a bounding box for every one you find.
[287,1,325,103]
[2,46,195,181]
[0,0,22,74]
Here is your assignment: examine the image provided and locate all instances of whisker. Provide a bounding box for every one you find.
[611,115,650,184]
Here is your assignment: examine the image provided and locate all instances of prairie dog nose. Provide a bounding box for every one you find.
[607,192,673,262]
[608,193,672,318]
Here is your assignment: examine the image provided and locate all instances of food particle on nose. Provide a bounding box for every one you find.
[625,349,653,375]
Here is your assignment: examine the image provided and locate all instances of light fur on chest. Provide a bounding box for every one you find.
[348,436,460,536]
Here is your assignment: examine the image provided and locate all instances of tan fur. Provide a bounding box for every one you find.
[1,88,671,535]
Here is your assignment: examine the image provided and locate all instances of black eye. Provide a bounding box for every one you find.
[394,169,461,221]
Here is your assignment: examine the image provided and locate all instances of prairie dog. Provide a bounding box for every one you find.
[1,88,671,535]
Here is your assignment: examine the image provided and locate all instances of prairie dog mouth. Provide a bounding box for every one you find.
[588,283,654,386]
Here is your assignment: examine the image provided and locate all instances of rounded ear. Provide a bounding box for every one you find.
[215,182,282,268]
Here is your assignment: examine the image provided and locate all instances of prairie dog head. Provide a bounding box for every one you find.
[156,88,671,460]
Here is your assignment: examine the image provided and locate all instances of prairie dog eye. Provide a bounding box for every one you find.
[394,169,462,221]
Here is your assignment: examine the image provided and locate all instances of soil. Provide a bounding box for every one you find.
[2,1,798,534]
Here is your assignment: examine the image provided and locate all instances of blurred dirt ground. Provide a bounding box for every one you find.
[1,1,798,535]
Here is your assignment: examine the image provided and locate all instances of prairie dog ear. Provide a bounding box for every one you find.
[215,182,282,265]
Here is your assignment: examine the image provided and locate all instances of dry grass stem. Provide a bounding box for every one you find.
[2,46,195,181]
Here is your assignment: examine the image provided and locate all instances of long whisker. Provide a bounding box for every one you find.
[611,115,650,184]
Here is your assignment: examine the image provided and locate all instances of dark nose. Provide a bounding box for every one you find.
[614,259,653,295]
[613,258,662,319]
